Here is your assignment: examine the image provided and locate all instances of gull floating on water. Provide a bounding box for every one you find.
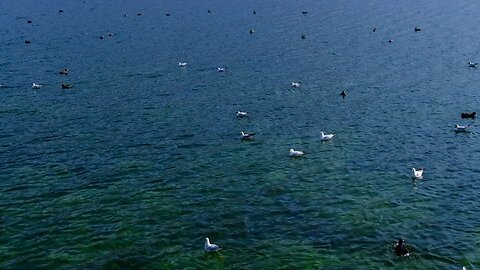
[61,83,73,89]
[291,82,301,88]
[217,67,226,72]
[454,124,470,132]
[178,62,187,67]
[32,83,42,89]
[289,148,304,157]
[320,132,335,141]
[236,111,248,117]
[204,237,221,252]
[411,168,424,180]
[241,132,255,140]
[468,62,477,68]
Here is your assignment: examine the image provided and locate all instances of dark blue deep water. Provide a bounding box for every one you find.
[1,0,480,269]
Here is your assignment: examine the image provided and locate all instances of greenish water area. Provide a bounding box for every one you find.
[1,0,479,269]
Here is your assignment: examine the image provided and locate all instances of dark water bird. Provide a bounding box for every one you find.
[137,13,142,16]
[253,10,256,15]
[414,27,421,32]
[59,68,69,75]
[301,34,306,39]
[124,14,127,17]
[24,40,31,44]
[108,32,115,37]
[27,20,32,24]
[99,35,104,40]
[468,62,477,68]
[394,238,409,256]
[59,9,64,13]
[461,112,476,118]
[388,39,393,43]
[165,13,171,16]
[372,27,376,32]
[302,11,308,14]
[61,83,73,89]
[250,29,255,34]
[340,90,347,98]
[208,10,211,13]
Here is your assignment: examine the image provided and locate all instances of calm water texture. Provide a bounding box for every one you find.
[1,0,480,269]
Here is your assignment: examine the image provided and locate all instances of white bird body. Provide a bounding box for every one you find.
[178,62,187,67]
[468,62,477,68]
[411,168,424,179]
[320,132,335,141]
[32,83,42,89]
[241,132,255,140]
[454,124,470,132]
[204,237,221,252]
[236,111,248,117]
[289,148,304,157]
[217,67,226,72]
[291,82,301,88]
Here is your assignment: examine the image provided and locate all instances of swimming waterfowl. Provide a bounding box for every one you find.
[24,40,31,44]
[204,238,221,252]
[108,32,115,36]
[414,27,421,32]
[411,168,424,179]
[301,34,306,39]
[61,83,73,89]
[137,13,142,16]
[302,11,308,14]
[178,62,187,67]
[388,39,393,43]
[59,9,64,13]
[468,62,477,68]
[454,124,470,132]
[241,132,255,140]
[165,13,171,16]
[320,132,335,141]
[59,68,69,75]
[236,111,248,117]
[289,149,305,157]
[250,29,255,34]
[27,20,32,24]
[291,82,301,88]
[340,90,347,98]
[253,10,256,15]
[372,27,376,32]
[217,67,226,72]
[99,35,104,39]
[394,238,409,256]
[208,10,211,13]
[461,112,476,118]
[32,83,42,89]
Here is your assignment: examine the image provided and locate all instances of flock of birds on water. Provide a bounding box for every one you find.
[3,6,476,269]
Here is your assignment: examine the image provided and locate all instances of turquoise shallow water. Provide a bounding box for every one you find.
[1,0,480,269]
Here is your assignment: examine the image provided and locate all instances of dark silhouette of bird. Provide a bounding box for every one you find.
[394,238,409,256]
